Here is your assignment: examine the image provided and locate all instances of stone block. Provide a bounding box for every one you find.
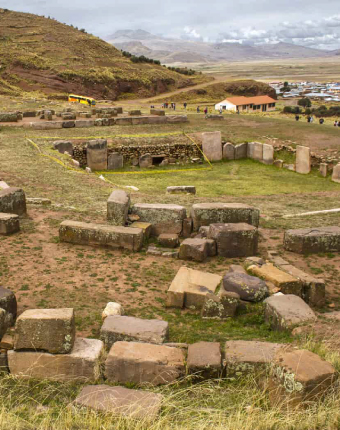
[115,117,133,126]
[53,140,74,155]
[0,350,8,373]
[105,341,185,385]
[59,220,143,252]
[8,337,103,381]
[131,203,186,236]
[166,186,196,195]
[234,143,248,159]
[284,226,340,254]
[0,334,14,350]
[147,245,179,258]
[264,294,316,331]
[273,159,283,168]
[332,163,340,183]
[62,120,75,128]
[107,190,130,226]
[0,213,20,235]
[74,385,163,421]
[225,340,283,375]
[30,121,63,130]
[14,308,75,353]
[139,153,153,168]
[102,302,123,320]
[74,120,95,128]
[150,109,165,116]
[0,286,17,325]
[26,198,51,206]
[269,349,336,406]
[130,221,152,239]
[158,233,179,248]
[166,115,188,123]
[182,218,193,238]
[87,139,108,171]
[167,266,222,309]
[319,163,328,177]
[187,341,222,378]
[62,112,76,120]
[201,292,239,319]
[129,110,141,116]
[247,263,302,295]
[295,145,311,174]
[208,223,258,257]
[202,131,222,162]
[247,142,263,161]
[108,153,123,170]
[100,316,168,350]
[0,113,18,122]
[205,238,217,256]
[222,143,235,160]
[0,188,26,216]
[222,272,268,302]
[179,238,208,262]
[262,144,274,165]
[191,203,260,230]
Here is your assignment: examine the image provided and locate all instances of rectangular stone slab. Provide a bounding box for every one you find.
[100,315,169,350]
[208,223,258,257]
[74,385,163,421]
[167,266,222,309]
[295,145,311,174]
[8,337,103,381]
[202,131,222,162]
[14,308,75,353]
[187,341,222,378]
[284,226,340,254]
[107,190,130,225]
[131,203,186,236]
[0,213,20,235]
[264,294,316,331]
[105,341,185,385]
[247,263,302,295]
[59,220,143,252]
[191,203,260,231]
[0,188,26,216]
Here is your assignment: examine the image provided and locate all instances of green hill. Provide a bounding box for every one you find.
[0,9,203,99]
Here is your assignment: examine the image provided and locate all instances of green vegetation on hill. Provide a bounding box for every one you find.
[0,9,207,99]
[153,80,277,103]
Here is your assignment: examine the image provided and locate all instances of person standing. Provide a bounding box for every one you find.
[204,107,208,115]
[295,114,300,121]
[197,106,200,113]
[219,106,223,114]
[184,102,187,109]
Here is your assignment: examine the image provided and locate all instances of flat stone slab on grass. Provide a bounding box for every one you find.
[264,294,316,331]
[225,340,284,374]
[247,263,302,296]
[167,186,196,195]
[167,266,222,309]
[107,190,130,225]
[105,341,185,385]
[208,223,258,257]
[179,238,208,262]
[131,203,186,236]
[270,349,336,405]
[284,226,340,254]
[147,245,179,258]
[8,337,103,381]
[74,385,163,421]
[14,308,75,353]
[100,315,168,350]
[59,220,143,252]
[222,272,268,302]
[191,203,260,231]
[0,213,20,235]
[187,341,222,378]
[0,188,26,216]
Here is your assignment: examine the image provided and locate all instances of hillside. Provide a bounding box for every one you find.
[107,29,332,64]
[152,79,277,103]
[0,10,202,99]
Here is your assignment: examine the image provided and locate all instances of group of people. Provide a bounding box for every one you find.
[295,114,328,125]
[334,120,340,127]
[161,102,177,110]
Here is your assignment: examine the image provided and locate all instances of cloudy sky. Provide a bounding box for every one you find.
[4,0,340,50]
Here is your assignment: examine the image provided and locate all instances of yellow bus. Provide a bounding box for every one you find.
[68,94,96,106]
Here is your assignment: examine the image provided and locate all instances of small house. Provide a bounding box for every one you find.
[215,96,276,113]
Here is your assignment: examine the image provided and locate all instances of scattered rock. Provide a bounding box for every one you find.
[222,272,268,302]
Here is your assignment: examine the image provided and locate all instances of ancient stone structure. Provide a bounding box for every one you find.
[234,143,248,159]
[201,292,240,319]
[222,272,268,302]
[87,139,108,171]
[208,223,258,257]
[166,186,196,195]
[0,188,26,216]
[295,145,311,174]
[0,213,20,235]
[53,140,74,155]
[262,144,274,165]
[187,342,222,378]
[59,221,143,252]
[108,153,123,170]
[223,143,235,160]
[202,131,222,161]
[332,163,340,183]
[107,190,130,225]
[284,226,340,254]
[179,238,209,262]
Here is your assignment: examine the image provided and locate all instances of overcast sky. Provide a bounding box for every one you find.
[4,0,340,50]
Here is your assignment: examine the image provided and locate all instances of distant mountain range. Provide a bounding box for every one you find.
[107,29,339,64]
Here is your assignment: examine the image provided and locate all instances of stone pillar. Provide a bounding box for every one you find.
[247,142,263,161]
[222,143,235,160]
[319,163,327,177]
[202,131,222,162]
[87,139,108,171]
[262,144,274,165]
[108,153,123,170]
[332,163,340,183]
[295,145,311,174]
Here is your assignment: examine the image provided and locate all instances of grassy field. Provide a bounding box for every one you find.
[1,105,340,428]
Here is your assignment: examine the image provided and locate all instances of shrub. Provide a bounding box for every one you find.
[298,97,312,108]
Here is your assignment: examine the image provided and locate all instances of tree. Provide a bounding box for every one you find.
[298,97,312,108]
